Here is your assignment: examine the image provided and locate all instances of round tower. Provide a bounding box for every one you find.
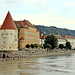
[0,11,18,51]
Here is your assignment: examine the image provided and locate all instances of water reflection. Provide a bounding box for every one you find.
[0,60,18,75]
[0,53,75,75]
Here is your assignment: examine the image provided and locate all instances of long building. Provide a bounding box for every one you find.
[40,34,75,49]
[15,20,40,48]
[55,34,66,46]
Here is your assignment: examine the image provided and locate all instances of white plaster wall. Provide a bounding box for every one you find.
[40,38,75,49]
[40,39,45,46]
[58,39,66,46]
[40,39,41,45]
[66,38,75,49]
[0,30,18,51]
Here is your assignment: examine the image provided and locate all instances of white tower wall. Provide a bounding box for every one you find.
[0,29,18,51]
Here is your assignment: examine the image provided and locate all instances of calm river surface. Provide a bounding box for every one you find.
[0,53,75,75]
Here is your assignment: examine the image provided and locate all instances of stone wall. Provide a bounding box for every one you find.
[18,48,47,58]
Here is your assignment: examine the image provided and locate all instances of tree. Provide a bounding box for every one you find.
[45,34,58,49]
[45,43,51,50]
[31,44,35,48]
[59,44,64,49]
[34,25,75,37]
[66,42,71,50]
[26,44,30,48]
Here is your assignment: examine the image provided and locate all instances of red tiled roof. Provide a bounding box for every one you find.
[20,26,29,29]
[55,34,64,39]
[40,34,75,39]
[15,20,36,29]
[19,37,25,40]
[64,35,75,39]
[1,11,17,30]
[40,35,47,39]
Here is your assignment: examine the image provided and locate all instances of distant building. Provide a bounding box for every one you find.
[40,34,47,46]
[64,35,75,49]
[0,12,18,51]
[15,20,40,48]
[40,34,66,48]
[55,34,66,46]
[40,34,75,49]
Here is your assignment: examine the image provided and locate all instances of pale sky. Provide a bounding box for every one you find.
[0,0,75,30]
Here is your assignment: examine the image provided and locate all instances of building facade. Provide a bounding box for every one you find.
[55,34,66,46]
[64,35,75,49]
[15,20,40,48]
[0,12,18,51]
[40,34,47,46]
[40,34,75,49]
[40,34,66,48]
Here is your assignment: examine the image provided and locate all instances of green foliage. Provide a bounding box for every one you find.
[59,44,64,49]
[17,25,20,33]
[45,43,51,49]
[45,34,58,49]
[26,44,30,48]
[39,45,43,48]
[34,44,39,48]
[29,44,40,48]
[66,42,71,50]
[31,44,35,48]
[34,25,75,36]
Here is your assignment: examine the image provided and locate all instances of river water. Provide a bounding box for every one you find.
[0,53,75,75]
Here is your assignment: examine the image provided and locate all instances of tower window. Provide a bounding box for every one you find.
[4,41,5,44]
[9,47,11,49]
[11,33,12,35]
[20,41,22,43]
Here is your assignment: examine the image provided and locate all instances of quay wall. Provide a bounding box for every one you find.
[0,48,74,59]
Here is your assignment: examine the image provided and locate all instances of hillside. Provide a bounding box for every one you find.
[34,25,75,36]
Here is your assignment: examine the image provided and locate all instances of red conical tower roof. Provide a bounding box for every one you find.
[1,11,17,29]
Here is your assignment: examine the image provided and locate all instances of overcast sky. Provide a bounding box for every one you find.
[0,0,75,30]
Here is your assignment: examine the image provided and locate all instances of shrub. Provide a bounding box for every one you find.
[31,44,35,48]
[26,44,30,48]
[59,44,64,49]
[45,43,51,50]
[34,44,39,48]
[66,42,71,50]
